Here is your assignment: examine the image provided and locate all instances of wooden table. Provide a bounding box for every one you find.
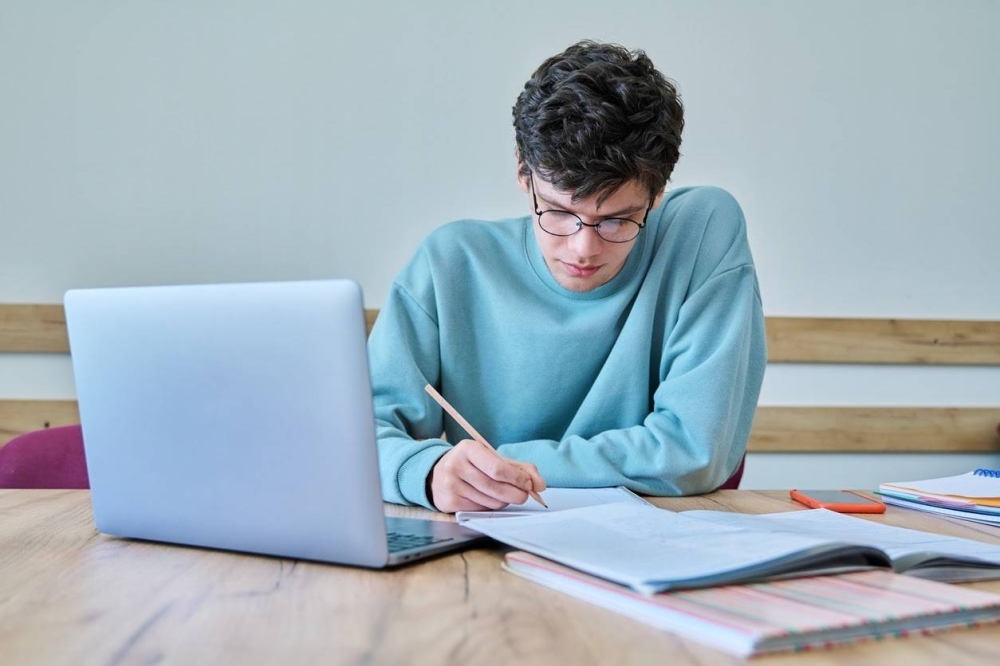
[3,490,1000,665]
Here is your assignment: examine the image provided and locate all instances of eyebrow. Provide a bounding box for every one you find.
[536,192,645,219]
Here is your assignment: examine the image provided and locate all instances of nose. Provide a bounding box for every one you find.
[567,225,604,259]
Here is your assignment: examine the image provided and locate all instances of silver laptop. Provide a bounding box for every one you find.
[64,279,482,567]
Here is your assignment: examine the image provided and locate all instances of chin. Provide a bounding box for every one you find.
[558,275,604,292]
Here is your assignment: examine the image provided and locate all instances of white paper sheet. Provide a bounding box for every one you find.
[455,486,648,522]
[881,470,1000,499]
[683,508,1000,564]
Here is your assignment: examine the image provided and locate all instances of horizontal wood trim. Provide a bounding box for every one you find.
[0,304,380,353]
[749,406,1000,453]
[2,400,998,453]
[766,317,1000,365]
[3,304,999,365]
[0,304,70,353]
[0,400,81,447]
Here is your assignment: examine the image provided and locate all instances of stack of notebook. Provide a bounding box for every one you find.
[461,501,1000,656]
[503,552,1000,658]
[878,468,1000,526]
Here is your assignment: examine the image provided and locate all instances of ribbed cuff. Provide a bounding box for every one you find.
[398,443,452,510]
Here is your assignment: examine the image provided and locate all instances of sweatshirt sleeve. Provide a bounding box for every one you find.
[368,279,452,509]
[496,245,767,496]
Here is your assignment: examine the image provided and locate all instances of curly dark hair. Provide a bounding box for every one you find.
[513,40,684,204]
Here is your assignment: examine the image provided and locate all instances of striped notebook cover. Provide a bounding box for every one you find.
[503,551,1000,658]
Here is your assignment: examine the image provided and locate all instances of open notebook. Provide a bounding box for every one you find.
[503,552,1000,658]
[462,502,1000,594]
[455,486,648,522]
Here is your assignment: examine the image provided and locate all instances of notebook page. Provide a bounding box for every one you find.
[880,495,1000,526]
[455,486,648,522]
[882,470,1000,499]
[462,503,854,592]
[683,508,1000,565]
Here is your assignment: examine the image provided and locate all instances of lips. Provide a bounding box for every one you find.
[562,262,601,278]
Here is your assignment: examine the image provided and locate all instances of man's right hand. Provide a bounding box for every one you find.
[428,439,546,513]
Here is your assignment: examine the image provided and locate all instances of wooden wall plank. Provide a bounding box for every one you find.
[0,304,380,353]
[0,304,69,353]
[2,400,998,453]
[766,317,1000,365]
[749,406,1000,453]
[3,304,1000,364]
[0,400,81,447]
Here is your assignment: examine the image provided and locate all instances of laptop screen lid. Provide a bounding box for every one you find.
[65,280,395,566]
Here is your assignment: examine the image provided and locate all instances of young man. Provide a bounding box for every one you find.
[369,41,766,513]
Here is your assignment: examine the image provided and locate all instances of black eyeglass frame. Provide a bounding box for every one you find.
[529,172,653,244]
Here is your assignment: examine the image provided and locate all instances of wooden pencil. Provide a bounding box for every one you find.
[424,384,547,508]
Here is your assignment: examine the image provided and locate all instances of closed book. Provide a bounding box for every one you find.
[503,551,1000,658]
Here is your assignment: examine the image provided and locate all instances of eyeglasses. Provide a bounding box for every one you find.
[530,172,652,243]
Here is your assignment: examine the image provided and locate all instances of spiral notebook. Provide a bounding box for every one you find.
[878,468,1000,526]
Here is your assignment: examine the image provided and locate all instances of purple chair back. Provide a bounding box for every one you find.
[716,453,746,490]
[0,425,90,489]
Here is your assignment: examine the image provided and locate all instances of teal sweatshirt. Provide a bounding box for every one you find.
[368,186,767,509]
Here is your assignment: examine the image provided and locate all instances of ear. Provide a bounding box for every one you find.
[517,171,530,193]
[515,155,530,193]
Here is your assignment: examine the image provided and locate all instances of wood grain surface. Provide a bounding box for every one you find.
[4,304,999,365]
[4,401,997,453]
[750,406,1000,452]
[0,400,81,445]
[0,304,69,353]
[766,316,1000,365]
[3,490,1000,666]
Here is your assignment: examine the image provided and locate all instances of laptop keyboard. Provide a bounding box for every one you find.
[386,531,453,553]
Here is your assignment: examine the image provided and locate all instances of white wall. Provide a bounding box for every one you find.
[2,1,998,487]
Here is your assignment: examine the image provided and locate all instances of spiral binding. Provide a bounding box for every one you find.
[973,468,1000,478]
